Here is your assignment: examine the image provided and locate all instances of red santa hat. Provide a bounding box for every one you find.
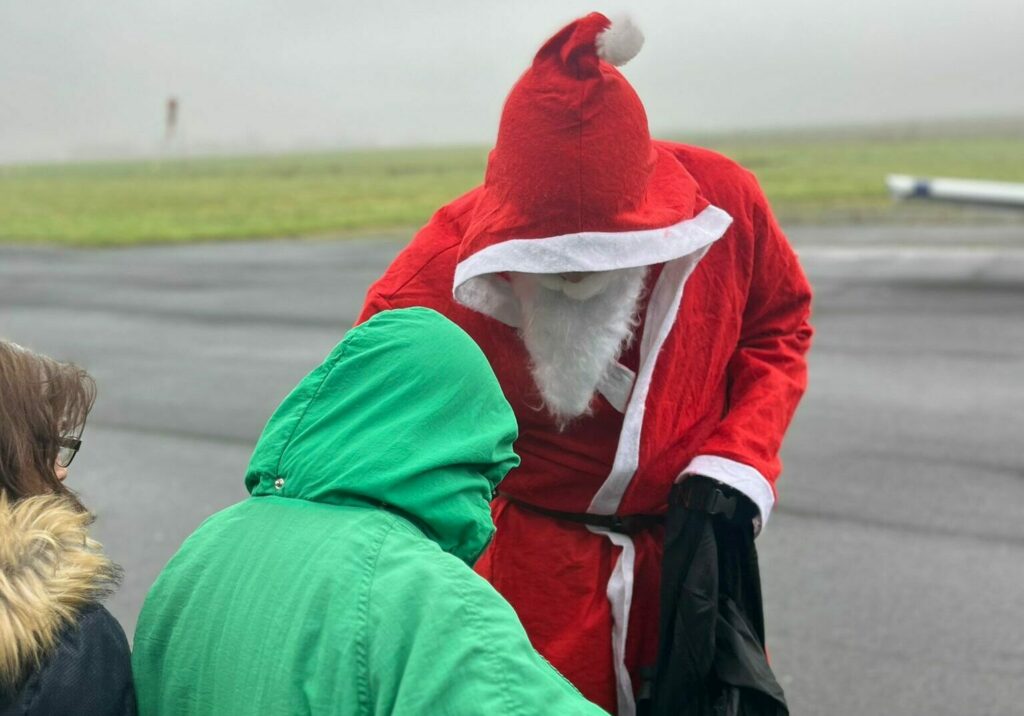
[453,12,732,323]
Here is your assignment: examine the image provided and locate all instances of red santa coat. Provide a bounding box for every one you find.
[358,141,812,714]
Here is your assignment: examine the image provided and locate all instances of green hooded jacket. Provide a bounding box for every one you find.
[131,308,607,715]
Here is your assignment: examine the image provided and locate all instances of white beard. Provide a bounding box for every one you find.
[509,267,649,430]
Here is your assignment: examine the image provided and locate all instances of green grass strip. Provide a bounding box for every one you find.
[2,132,1023,246]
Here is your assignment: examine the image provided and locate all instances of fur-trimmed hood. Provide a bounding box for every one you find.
[0,492,120,692]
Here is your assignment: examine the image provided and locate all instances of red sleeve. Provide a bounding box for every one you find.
[356,189,484,330]
[356,288,395,325]
[354,227,454,326]
[683,190,813,528]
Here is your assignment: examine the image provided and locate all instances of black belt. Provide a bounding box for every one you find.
[501,494,664,535]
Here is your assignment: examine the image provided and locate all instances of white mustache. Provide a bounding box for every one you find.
[534,272,616,301]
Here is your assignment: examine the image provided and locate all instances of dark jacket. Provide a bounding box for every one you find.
[0,494,136,716]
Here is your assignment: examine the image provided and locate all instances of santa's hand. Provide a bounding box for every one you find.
[673,474,758,530]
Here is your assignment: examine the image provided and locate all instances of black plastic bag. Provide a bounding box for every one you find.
[642,478,788,716]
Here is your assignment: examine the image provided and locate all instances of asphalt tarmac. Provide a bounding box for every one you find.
[1,224,1022,715]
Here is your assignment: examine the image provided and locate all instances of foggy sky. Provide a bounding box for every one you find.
[1,0,1022,164]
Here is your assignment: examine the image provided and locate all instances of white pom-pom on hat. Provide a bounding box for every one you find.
[595,15,644,66]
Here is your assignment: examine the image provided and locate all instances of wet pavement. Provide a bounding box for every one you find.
[2,223,1023,716]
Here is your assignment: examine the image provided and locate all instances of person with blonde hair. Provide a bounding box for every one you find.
[0,340,136,716]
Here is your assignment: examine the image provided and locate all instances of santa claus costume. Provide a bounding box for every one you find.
[358,12,812,715]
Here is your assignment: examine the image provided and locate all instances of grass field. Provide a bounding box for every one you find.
[2,128,1024,246]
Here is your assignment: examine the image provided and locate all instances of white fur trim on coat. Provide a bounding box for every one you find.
[597,362,636,413]
[586,245,715,515]
[588,527,637,716]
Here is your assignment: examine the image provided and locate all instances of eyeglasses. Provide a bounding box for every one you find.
[57,437,82,469]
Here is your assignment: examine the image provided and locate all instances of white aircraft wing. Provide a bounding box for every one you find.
[886,175,1024,209]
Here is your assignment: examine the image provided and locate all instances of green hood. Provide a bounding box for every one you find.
[244,307,519,564]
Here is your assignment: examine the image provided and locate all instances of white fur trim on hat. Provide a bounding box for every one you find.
[596,16,644,66]
[452,203,732,328]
